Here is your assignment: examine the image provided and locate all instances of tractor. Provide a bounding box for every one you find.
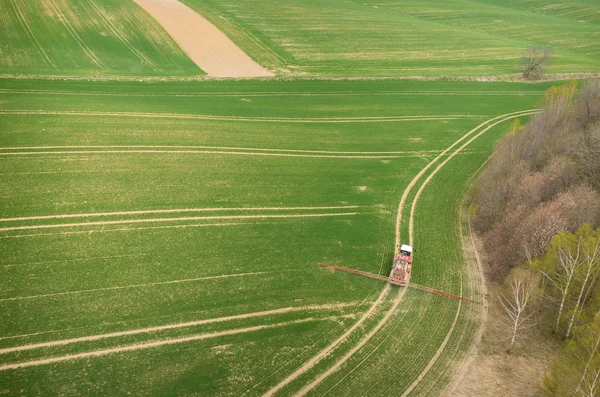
[388,244,412,285]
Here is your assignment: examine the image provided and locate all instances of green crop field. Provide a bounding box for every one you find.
[183,0,600,78]
[0,78,553,395]
[0,0,591,395]
[0,0,200,76]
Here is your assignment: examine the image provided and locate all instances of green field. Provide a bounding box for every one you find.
[183,0,600,78]
[0,0,200,76]
[0,78,552,395]
[0,0,589,395]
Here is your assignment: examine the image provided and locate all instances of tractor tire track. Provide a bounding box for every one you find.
[0,145,442,155]
[0,212,358,232]
[265,110,535,396]
[0,302,362,354]
[0,110,479,123]
[0,149,422,160]
[9,0,55,67]
[398,113,536,395]
[45,0,104,68]
[0,206,358,223]
[0,271,268,303]
[0,316,350,372]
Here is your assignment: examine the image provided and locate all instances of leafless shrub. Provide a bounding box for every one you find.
[576,79,600,128]
[520,46,553,80]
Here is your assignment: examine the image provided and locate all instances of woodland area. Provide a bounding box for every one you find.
[471,80,600,396]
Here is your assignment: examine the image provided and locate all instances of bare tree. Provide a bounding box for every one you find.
[574,320,600,397]
[566,232,600,338]
[520,45,552,79]
[538,232,582,333]
[498,268,540,351]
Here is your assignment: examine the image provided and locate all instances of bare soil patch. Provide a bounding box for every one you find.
[132,0,273,78]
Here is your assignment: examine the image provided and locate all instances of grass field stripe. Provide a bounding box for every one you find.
[0,146,442,155]
[0,206,359,222]
[0,303,361,353]
[84,0,155,68]
[401,282,464,397]
[8,0,55,67]
[0,110,481,123]
[0,222,263,239]
[270,110,535,396]
[0,316,349,371]
[0,212,358,232]
[0,272,268,303]
[0,150,418,159]
[0,89,546,97]
[45,0,104,68]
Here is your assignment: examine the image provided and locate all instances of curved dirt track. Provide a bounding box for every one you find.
[264,109,535,396]
[132,0,273,77]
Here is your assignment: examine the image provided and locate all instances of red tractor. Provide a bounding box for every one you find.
[388,244,413,286]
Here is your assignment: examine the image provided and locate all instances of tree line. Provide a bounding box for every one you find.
[470,80,600,395]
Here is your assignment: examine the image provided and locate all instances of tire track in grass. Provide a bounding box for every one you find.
[401,283,463,397]
[0,150,420,159]
[0,110,481,123]
[0,221,256,239]
[0,316,351,371]
[0,302,362,354]
[398,112,536,395]
[0,271,268,303]
[266,109,535,396]
[85,0,155,67]
[0,206,358,223]
[0,145,442,155]
[0,89,545,97]
[44,0,104,68]
[0,212,358,232]
[8,0,55,67]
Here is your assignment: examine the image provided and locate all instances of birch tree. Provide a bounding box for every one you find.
[535,231,582,334]
[566,226,600,338]
[498,267,540,351]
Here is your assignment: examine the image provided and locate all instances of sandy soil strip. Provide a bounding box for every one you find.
[0,212,357,232]
[0,271,267,303]
[0,110,476,123]
[268,110,535,396]
[131,0,272,78]
[0,303,360,354]
[401,282,463,397]
[0,316,348,371]
[0,145,442,155]
[0,206,358,223]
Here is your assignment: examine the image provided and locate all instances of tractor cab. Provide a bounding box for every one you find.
[399,244,412,258]
[388,244,413,286]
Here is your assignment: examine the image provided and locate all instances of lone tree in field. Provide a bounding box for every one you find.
[520,46,552,79]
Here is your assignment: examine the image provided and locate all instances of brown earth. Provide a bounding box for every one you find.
[132,0,273,78]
